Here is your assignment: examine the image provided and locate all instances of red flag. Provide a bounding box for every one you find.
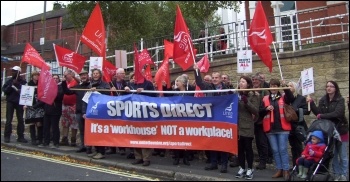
[102,60,117,83]
[194,85,205,97]
[53,44,86,73]
[21,43,50,70]
[138,49,155,73]
[154,56,170,97]
[248,1,273,72]
[37,66,58,105]
[144,64,153,82]
[196,54,210,73]
[164,40,174,58]
[80,3,106,57]
[173,5,195,71]
[133,43,145,84]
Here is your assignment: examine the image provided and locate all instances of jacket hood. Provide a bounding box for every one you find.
[311,130,324,143]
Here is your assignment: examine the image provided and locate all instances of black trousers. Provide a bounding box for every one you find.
[254,123,273,163]
[289,133,304,166]
[210,151,229,166]
[76,113,85,148]
[43,114,61,145]
[4,101,25,138]
[238,135,254,169]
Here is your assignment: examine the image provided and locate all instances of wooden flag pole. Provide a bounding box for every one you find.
[308,94,311,111]
[272,42,283,80]
[187,36,198,76]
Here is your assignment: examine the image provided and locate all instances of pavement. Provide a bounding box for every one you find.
[1,123,286,181]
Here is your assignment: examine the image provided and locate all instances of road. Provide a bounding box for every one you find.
[1,148,160,181]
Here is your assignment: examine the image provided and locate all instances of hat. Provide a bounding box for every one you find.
[11,66,21,72]
[79,70,88,75]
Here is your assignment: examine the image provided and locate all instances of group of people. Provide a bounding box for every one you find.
[2,65,348,181]
[198,27,227,54]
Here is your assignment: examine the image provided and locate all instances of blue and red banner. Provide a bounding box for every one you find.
[85,93,239,154]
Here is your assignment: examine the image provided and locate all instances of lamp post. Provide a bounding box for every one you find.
[39,1,47,71]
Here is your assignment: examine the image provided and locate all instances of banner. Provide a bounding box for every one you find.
[85,93,239,154]
[301,67,314,96]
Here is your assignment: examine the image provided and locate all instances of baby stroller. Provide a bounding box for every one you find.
[288,119,341,181]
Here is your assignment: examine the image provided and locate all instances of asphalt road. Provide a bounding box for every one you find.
[1,148,159,181]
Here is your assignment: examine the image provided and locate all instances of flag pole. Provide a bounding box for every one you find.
[187,37,198,76]
[75,40,81,53]
[272,42,283,80]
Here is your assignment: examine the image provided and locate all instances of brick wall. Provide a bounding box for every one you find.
[1,42,349,124]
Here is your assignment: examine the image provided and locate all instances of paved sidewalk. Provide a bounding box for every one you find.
[1,123,285,181]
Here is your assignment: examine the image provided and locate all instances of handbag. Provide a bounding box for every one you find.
[284,103,298,122]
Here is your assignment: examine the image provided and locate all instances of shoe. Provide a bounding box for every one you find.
[283,170,290,181]
[4,137,10,143]
[338,175,347,181]
[245,169,254,180]
[92,153,105,159]
[235,167,246,178]
[76,147,87,153]
[272,170,283,178]
[38,143,48,148]
[132,159,143,165]
[256,162,266,170]
[297,166,304,178]
[86,148,92,154]
[173,159,180,165]
[50,144,59,149]
[17,138,28,143]
[59,137,69,146]
[183,158,190,166]
[159,152,165,157]
[142,161,150,166]
[70,137,76,147]
[126,153,135,159]
[88,151,98,157]
[205,164,218,170]
[220,165,227,173]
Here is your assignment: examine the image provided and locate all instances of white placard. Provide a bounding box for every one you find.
[19,85,35,106]
[237,50,252,73]
[301,67,315,96]
[89,57,103,76]
[82,91,101,103]
[115,50,127,69]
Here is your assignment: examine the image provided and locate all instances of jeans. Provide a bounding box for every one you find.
[332,141,348,176]
[267,132,290,170]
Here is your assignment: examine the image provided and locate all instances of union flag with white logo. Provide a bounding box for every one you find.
[248,1,273,72]
[53,44,86,73]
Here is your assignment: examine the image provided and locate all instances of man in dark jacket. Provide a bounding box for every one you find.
[2,66,27,143]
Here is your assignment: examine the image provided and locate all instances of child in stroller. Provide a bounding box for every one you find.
[296,130,326,179]
[289,119,340,181]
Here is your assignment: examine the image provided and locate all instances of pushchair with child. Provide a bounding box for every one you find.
[288,119,341,181]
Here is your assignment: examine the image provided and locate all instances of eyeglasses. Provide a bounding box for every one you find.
[222,77,227,79]
[326,85,335,88]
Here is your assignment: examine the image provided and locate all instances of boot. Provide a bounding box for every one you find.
[297,166,304,178]
[256,161,266,170]
[59,136,69,146]
[283,170,290,181]
[173,158,180,165]
[272,170,283,178]
[183,158,190,166]
[70,137,77,147]
[29,125,37,145]
[300,167,308,179]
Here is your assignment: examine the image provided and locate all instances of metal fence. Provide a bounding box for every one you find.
[103,5,348,71]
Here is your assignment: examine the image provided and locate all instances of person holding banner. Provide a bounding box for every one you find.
[171,75,194,166]
[125,72,157,167]
[193,63,230,173]
[286,81,310,168]
[82,68,112,160]
[2,66,28,143]
[259,79,294,180]
[61,70,92,154]
[23,71,45,146]
[234,76,259,180]
[307,81,348,181]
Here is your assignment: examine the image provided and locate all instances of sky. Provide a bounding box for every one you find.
[1,1,245,26]
[1,1,69,26]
